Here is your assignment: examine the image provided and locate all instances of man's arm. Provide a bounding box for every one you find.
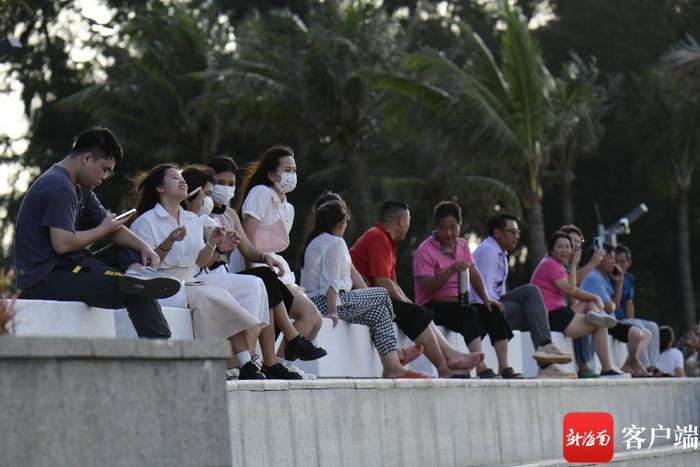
[374,276,410,302]
[111,225,161,267]
[624,299,635,319]
[50,215,126,255]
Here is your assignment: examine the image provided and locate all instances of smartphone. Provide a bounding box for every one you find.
[593,236,604,250]
[114,208,137,221]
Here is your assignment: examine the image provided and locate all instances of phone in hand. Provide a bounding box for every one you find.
[593,236,604,250]
[114,208,137,221]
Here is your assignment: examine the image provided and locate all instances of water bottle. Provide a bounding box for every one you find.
[458,268,470,307]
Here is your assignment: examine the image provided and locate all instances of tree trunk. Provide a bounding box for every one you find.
[677,186,697,332]
[561,173,574,226]
[526,200,547,268]
[346,148,373,231]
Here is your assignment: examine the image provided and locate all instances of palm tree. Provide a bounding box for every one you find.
[634,35,700,332]
[548,54,608,224]
[206,1,402,229]
[367,0,583,264]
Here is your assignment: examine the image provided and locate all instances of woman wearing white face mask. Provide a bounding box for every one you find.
[237,146,326,364]
[180,164,326,378]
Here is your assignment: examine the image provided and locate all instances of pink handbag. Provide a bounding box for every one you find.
[254,218,289,253]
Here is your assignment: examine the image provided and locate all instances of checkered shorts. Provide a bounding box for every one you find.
[310,287,397,355]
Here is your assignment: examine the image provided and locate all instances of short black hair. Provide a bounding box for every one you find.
[379,200,409,222]
[207,155,238,174]
[433,201,462,225]
[70,126,123,163]
[488,213,519,236]
[602,243,615,255]
[546,231,573,254]
[615,244,632,261]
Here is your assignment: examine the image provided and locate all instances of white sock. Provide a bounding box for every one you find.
[236,351,251,366]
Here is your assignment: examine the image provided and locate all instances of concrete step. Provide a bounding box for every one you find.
[226,378,700,467]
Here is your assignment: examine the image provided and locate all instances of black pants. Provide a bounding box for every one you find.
[26,247,171,339]
[428,301,513,345]
[391,299,433,340]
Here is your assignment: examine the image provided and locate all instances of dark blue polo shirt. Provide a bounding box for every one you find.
[14,164,107,289]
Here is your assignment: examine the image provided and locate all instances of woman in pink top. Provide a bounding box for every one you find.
[414,201,520,379]
[531,231,623,377]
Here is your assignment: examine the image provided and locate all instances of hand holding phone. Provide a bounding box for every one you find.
[114,208,137,222]
[593,236,604,251]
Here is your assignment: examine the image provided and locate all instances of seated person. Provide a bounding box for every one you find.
[14,126,179,338]
[559,225,603,377]
[206,156,324,368]
[611,244,660,371]
[348,198,483,377]
[130,164,265,379]
[531,232,624,377]
[655,326,684,377]
[300,200,429,378]
[413,201,521,379]
[580,243,651,377]
[471,213,573,378]
[180,165,326,379]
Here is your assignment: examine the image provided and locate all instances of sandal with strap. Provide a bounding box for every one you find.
[501,367,524,379]
[477,368,498,379]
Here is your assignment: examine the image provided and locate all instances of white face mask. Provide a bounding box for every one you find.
[211,184,235,205]
[198,195,214,216]
[275,172,297,193]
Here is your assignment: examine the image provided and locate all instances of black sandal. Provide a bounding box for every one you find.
[501,367,524,379]
[477,368,498,379]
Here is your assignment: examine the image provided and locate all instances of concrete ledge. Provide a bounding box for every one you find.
[0,336,232,467]
[520,445,700,466]
[0,336,230,359]
[226,377,700,466]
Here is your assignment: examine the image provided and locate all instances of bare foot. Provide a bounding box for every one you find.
[398,344,424,365]
[446,351,485,371]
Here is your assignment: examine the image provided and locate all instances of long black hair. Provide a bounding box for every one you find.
[134,163,179,215]
[235,145,294,211]
[300,200,346,267]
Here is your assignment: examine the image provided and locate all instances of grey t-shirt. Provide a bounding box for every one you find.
[14,164,107,289]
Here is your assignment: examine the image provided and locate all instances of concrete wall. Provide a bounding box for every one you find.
[0,337,232,467]
[226,378,700,467]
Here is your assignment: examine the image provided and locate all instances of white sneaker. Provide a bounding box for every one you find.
[585,310,618,329]
[119,266,181,299]
[536,363,577,379]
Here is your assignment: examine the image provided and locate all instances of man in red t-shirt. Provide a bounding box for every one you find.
[351,200,484,377]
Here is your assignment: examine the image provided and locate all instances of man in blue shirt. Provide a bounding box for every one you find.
[471,214,573,378]
[15,126,180,337]
[580,243,651,376]
[609,244,659,370]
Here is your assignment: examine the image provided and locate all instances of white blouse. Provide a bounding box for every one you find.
[242,185,294,232]
[131,203,204,270]
[242,184,296,284]
[300,233,353,305]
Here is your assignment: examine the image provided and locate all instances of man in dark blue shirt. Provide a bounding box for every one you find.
[15,126,179,338]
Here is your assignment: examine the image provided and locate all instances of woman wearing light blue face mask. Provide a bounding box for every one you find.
[237,146,326,364]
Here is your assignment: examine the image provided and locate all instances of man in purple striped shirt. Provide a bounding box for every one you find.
[471,214,574,378]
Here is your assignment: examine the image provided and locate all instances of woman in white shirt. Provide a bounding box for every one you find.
[182,164,327,372]
[130,164,265,379]
[300,200,428,379]
[236,146,325,360]
[655,326,684,377]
